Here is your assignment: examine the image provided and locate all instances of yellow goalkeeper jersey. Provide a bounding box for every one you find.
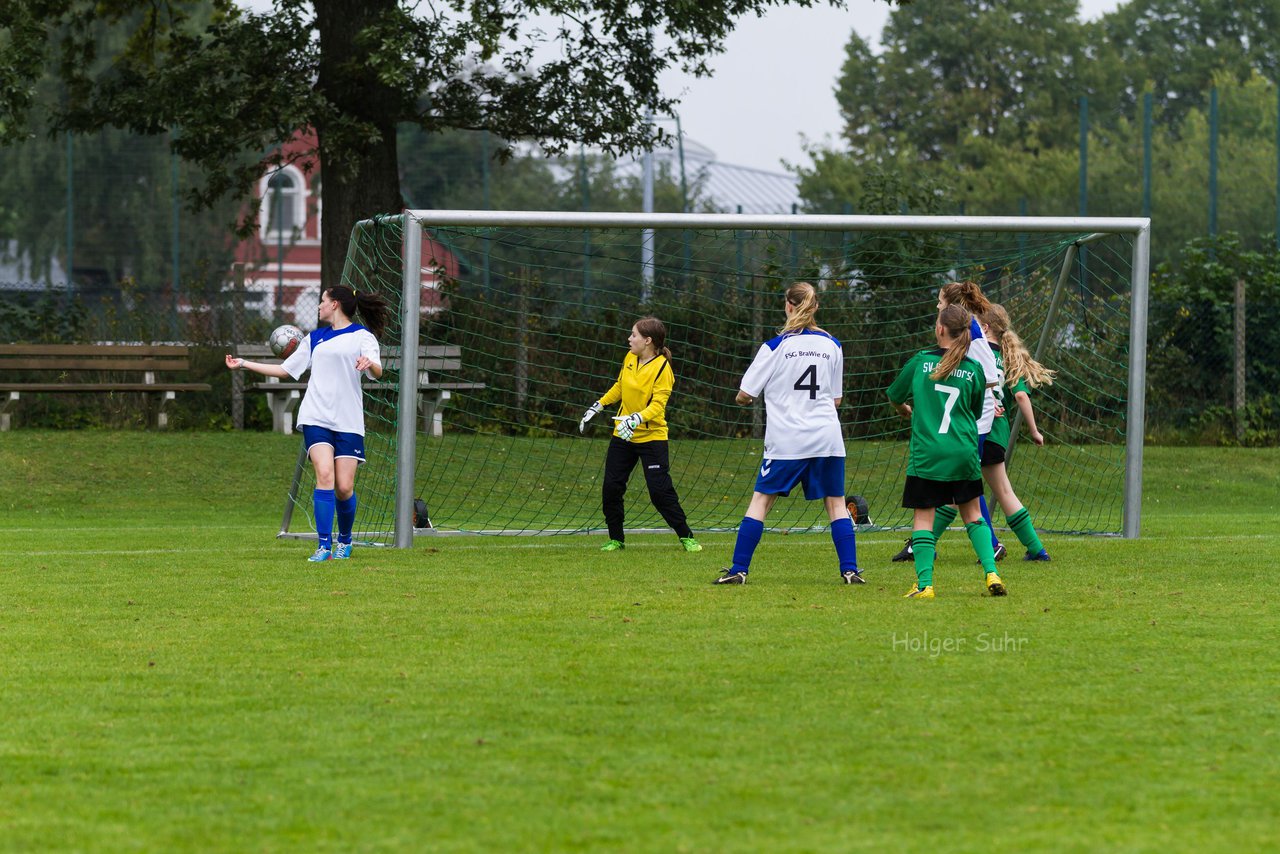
[598,352,674,442]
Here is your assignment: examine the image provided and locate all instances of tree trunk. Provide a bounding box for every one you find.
[314,0,405,292]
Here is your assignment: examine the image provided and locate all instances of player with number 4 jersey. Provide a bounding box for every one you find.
[715,282,863,586]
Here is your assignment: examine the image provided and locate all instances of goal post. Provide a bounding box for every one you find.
[280,210,1151,547]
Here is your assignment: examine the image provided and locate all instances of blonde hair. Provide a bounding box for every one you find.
[780,281,823,334]
[982,304,1056,388]
[930,304,973,381]
[939,280,992,316]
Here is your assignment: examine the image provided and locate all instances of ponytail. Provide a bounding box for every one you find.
[780,281,823,334]
[982,304,1056,388]
[633,316,672,361]
[939,280,991,316]
[328,284,389,339]
[930,304,973,381]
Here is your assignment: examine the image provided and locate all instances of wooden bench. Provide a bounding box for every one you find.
[232,343,485,436]
[0,343,211,431]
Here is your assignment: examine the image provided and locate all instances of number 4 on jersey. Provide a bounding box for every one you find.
[794,364,819,399]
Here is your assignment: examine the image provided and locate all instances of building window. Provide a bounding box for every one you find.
[260,167,305,241]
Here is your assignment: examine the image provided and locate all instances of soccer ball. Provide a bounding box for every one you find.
[846,494,871,525]
[268,324,304,358]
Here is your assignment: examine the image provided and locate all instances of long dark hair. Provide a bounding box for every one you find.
[634,316,672,360]
[327,284,388,339]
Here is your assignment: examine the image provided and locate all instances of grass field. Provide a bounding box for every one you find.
[2,432,1277,851]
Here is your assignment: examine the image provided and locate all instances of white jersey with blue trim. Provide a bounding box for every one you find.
[281,324,381,435]
[739,328,845,460]
[967,316,1002,434]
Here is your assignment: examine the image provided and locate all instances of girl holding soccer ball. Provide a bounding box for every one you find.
[577,316,701,554]
[226,285,388,562]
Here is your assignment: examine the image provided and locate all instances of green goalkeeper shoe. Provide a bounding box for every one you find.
[680,537,703,553]
[600,539,625,552]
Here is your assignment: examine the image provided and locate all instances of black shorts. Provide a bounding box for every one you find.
[981,439,1007,467]
[901,475,984,509]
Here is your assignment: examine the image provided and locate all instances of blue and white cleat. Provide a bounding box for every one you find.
[308,546,333,562]
[332,542,352,560]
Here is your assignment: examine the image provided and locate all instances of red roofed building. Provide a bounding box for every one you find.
[233,129,458,330]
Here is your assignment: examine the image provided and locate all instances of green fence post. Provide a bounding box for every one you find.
[171,130,181,340]
[579,144,591,292]
[1142,92,1153,218]
[65,134,74,294]
[1078,95,1089,306]
[1209,87,1219,241]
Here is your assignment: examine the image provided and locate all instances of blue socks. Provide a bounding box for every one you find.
[979,494,1000,547]
[731,516,765,573]
[830,516,858,573]
[314,488,335,550]
[336,493,357,545]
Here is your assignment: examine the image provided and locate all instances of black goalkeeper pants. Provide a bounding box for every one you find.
[602,437,693,542]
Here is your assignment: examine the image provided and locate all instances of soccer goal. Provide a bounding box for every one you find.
[275,210,1150,547]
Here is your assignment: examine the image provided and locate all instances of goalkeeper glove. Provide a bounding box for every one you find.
[616,412,643,441]
[578,401,603,433]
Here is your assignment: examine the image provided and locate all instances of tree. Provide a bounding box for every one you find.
[835,0,1086,165]
[1,0,844,290]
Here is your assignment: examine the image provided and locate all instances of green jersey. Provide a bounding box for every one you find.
[887,348,987,481]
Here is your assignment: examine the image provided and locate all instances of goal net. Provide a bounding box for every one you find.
[277,211,1150,546]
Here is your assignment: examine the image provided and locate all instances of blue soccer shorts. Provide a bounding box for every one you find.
[301,425,367,464]
[753,456,845,500]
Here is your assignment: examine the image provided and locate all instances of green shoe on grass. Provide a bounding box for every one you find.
[680,537,702,553]
[600,539,625,552]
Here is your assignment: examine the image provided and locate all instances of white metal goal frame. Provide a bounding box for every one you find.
[357,210,1150,547]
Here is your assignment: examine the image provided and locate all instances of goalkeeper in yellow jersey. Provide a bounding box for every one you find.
[578,317,701,553]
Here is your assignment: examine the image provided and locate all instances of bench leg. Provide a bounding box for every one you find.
[156,391,177,430]
[419,390,449,437]
[267,389,302,435]
[0,391,18,431]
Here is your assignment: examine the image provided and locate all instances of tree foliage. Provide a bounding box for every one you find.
[1,0,840,289]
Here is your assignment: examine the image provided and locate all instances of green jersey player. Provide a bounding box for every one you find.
[887,305,1006,599]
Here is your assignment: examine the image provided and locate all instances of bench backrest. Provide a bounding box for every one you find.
[232,343,462,372]
[0,344,193,373]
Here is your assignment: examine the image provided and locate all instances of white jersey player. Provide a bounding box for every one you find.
[715,282,863,586]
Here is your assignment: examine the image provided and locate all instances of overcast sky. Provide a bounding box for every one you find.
[668,0,1125,173]
[240,0,1124,174]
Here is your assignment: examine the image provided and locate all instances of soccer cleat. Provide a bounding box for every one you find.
[903,585,935,599]
[977,543,1008,564]
[891,537,914,562]
[307,547,333,562]
[841,569,866,584]
[1023,549,1051,562]
[680,537,703,553]
[985,572,1007,596]
[714,569,748,585]
[332,542,352,560]
[600,539,625,552]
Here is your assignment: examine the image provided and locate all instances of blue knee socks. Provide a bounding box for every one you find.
[336,493,357,545]
[314,488,335,550]
[830,516,858,573]
[731,517,764,573]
